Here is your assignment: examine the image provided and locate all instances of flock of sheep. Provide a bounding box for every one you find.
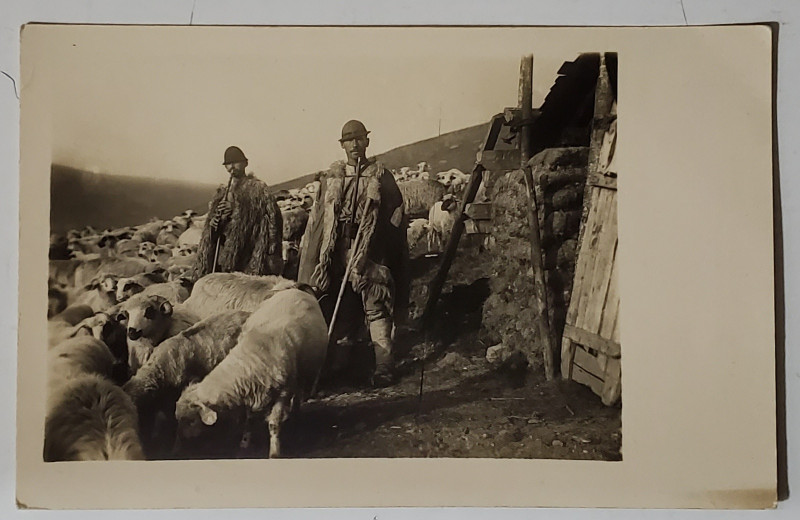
[44,162,478,461]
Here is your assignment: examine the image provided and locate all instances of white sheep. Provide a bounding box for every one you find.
[406,218,430,252]
[123,310,251,456]
[138,241,157,260]
[70,310,129,376]
[115,293,199,375]
[70,274,120,313]
[44,336,144,461]
[428,194,458,253]
[397,178,447,218]
[138,279,193,305]
[157,220,184,247]
[73,256,152,289]
[175,287,327,458]
[173,243,195,257]
[148,244,173,264]
[114,238,141,258]
[45,375,145,461]
[123,310,251,408]
[282,207,309,242]
[48,304,95,349]
[116,270,168,303]
[182,272,296,321]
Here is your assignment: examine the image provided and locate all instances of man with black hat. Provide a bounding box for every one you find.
[298,120,409,387]
[195,146,283,277]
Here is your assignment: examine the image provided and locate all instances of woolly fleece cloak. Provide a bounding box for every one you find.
[298,159,409,322]
[196,174,283,277]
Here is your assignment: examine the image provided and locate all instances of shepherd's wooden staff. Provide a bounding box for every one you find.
[310,159,368,396]
[211,174,235,274]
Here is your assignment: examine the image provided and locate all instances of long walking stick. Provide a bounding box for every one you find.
[327,157,362,338]
[211,174,235,274]
[310,160,368,396]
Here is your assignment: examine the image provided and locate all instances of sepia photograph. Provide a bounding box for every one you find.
[16,23,777,510]
[42,25,620,462]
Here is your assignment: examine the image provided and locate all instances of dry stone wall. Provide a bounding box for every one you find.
[481,147,589,370]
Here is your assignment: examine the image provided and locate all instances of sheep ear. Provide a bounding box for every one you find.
[71,325,92,338]
[160,300,173,316]
[199,405,217,426]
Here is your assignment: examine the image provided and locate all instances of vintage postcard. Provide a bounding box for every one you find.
[17,24,776,509]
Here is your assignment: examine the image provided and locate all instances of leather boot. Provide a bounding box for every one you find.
[369,318,396,387]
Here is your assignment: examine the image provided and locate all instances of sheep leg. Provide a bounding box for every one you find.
[266,394,291,459]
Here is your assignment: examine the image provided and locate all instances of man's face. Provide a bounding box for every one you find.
[225,161,247,177]
[340,136,369,165]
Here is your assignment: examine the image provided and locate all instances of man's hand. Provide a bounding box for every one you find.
[216,200,232,220]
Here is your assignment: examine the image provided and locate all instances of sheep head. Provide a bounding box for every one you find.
[175,384,218,439]
[115,294,174,374]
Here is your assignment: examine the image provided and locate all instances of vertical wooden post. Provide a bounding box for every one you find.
[519,54,556,381]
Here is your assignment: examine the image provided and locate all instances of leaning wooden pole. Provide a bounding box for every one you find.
[518,54,556,381]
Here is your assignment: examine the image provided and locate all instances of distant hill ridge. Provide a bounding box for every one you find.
[271,123,486,191]
[51,122,488,234]
[50,166,219,235]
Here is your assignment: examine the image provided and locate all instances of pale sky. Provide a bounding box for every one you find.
[29,26,601,186]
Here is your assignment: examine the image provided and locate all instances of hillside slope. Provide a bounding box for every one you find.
[50,165,219,235]
[272,122,487,191]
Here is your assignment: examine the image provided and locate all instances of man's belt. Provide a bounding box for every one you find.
[337,219,359,241]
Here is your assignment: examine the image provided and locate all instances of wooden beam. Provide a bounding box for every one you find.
[563,324,621,359]
[476,149,522,172]
[519,54,557,381]
[421,165,485,329]
[422,113,506,329]
[587,173,617,191]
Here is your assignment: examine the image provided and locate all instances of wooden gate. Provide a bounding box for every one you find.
[561,53,620,406]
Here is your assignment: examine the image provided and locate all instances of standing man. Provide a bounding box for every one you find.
[195,146,284,277]
[299,120,409,387]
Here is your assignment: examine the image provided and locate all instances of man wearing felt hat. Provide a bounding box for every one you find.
[195,145,283,277]
[299,120,410,387]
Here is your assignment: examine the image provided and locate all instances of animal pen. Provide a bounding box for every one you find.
[423,52,620,405]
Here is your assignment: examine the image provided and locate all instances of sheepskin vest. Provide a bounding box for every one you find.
[305,159,409,320]
[195,174,284,277]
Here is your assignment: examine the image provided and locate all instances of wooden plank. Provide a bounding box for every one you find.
[573,346,603,378]
[464,202,492,221]
[587,173,617,190]
[477,149,522,172]
[598,245,620,342]
[563,324,621,359]
[581,192,618,333]
[575,189,617,334]
[560,337,575,380]
[565,187,601,324]
[573,188,612,330]
[571,363,605,396]
[601,358,621,406]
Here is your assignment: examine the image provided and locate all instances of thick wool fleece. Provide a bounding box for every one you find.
[175,288,327,421]
[182,272,296,321]
[45,374,144,461]
[124,310,251,405]
[300,159,410,322]
[196,174,284,277]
